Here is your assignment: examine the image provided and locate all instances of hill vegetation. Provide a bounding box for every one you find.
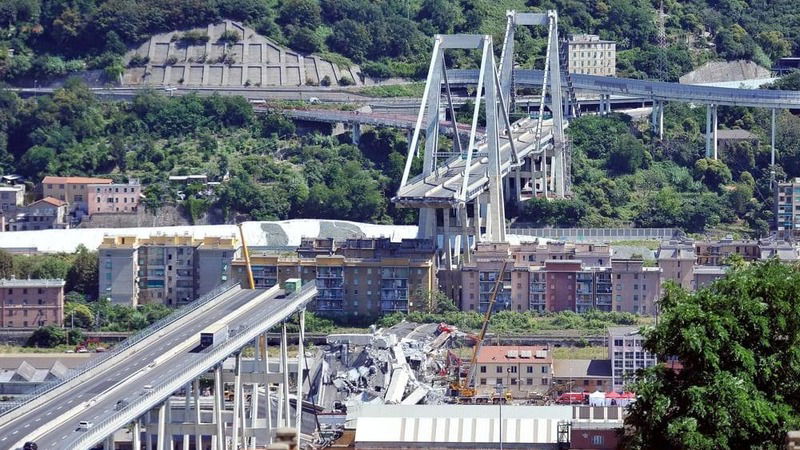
[0,0,797,83]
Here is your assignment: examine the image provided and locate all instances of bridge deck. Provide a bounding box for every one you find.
[394,117,553,208]
[448,69,800,109]
[8,285,314,449]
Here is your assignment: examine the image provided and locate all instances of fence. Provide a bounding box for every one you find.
[0,282,238,416]
[507,227,679,241]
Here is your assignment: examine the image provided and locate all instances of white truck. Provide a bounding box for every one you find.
[199,323,229,349]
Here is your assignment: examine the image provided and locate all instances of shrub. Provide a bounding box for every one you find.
[338,75,354,86]
[181,30,210,45]
[219,30,241,44]
[128,54,149,67]
[320,75,331,87]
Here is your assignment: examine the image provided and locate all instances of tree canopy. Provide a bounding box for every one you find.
[625,260,800,449]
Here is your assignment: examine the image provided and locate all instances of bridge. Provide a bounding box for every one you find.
[3,282,317,450]
[386,9,800,270]
[269,108,480,142]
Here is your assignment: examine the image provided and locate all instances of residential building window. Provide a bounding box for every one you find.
[496,367,502,374]
[480,366,486,373]
[541,366,548,374]
[592,435,604,445]
[541,378,548,385]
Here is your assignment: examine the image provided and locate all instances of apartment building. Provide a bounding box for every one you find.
[563,34,616,76]
[41,176,112,215]
[776,178,800,238]
[0,279,65,328]
[608,327,657,390]
[692,266,727,290]
[474,346,553,397]
[0,185,24,213]
[98,234,240,306]
[87,180,142,214]
[655,241,695,290]
[461,242,617,314]
[695,237,760,266]
[232,238,436,318]
[5,197,69,231]
[610,259,660,315]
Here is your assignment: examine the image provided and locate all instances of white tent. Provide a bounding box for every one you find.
[588,391,606,407]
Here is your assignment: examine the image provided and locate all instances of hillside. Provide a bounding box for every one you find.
[0,0,797,83]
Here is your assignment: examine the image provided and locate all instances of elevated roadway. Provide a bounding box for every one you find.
[5,284,316,450]
[448,69,800,109]
[271,108,479,136]
[394,117,554,208]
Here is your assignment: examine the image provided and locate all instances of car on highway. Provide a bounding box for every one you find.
[23,442,37,450]
[142,384,154,395]
[115,399,128,411]
[77,421,93,431]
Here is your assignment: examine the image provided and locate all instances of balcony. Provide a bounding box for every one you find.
[316,300,344,311]
[317,290,344,301]
[381,279,408,289]
[381,289,409,301]
[381,300,408,312]
[316,278,344,289]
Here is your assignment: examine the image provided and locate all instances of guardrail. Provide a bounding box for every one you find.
[0,282,238,416]
[70,282,317,450]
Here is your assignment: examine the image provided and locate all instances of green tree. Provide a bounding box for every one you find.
[27,326,63,347]
[0,249,13,278]
[65,245,99,298]
[694,158,732,191]
[625,261,800,449]
[606,134,647,174]
[64,301,94,329]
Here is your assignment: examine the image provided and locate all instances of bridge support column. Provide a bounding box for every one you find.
[146,411,154,450]
[262,331,273,444]
[232,352,243,449]
[105,435,114,450]
[132,418,141,450]
[280,321,291,428]
[443,209,453,269]
[712,105,718,160]
[295,309,306,442]
[473,196,483,244]
[705,105,712,158]
[214,364,225,450]
[771,108,777,185]
[657,101,664,140]
[351,122,361,145]
[460,207,471,264]
[156,402,166,450]
[250,382,259,448]
[193,378,202,450]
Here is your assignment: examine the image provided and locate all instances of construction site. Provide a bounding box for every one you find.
[299,263,629,449]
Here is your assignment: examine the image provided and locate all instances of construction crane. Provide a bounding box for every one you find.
[450,261,509,400]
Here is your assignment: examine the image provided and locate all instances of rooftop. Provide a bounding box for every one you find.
[31,197,67,207]
[476,345,551,364]
[351,404,572,445]
[608,326,643,338]
[693,265,727,275]
[553,359,612,379]
[41,176,112,185]
[0,279,65,288]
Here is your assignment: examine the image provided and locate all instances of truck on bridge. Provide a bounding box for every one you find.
[199,323,229,349]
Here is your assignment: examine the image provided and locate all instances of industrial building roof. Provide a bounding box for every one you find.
[351,404,572,445]
[0,220,419,254]
[553,359,612,379]
[0,279,65,287]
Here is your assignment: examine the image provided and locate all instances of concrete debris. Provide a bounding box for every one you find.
[319,320,458,416]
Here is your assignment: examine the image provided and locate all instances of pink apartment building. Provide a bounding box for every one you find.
[0,279,65,328]
[87,181,142,214]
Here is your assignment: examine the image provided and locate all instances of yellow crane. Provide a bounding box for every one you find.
[450,261,509,400]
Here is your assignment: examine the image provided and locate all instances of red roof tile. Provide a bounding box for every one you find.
[31,197,67,207]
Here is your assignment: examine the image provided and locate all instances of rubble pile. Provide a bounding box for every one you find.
[321,322,460,410]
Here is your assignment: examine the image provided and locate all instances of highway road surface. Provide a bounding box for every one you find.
[2,287,280,450]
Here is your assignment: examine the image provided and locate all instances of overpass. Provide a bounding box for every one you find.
[269,108,480,142]
[3,282,317,450]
